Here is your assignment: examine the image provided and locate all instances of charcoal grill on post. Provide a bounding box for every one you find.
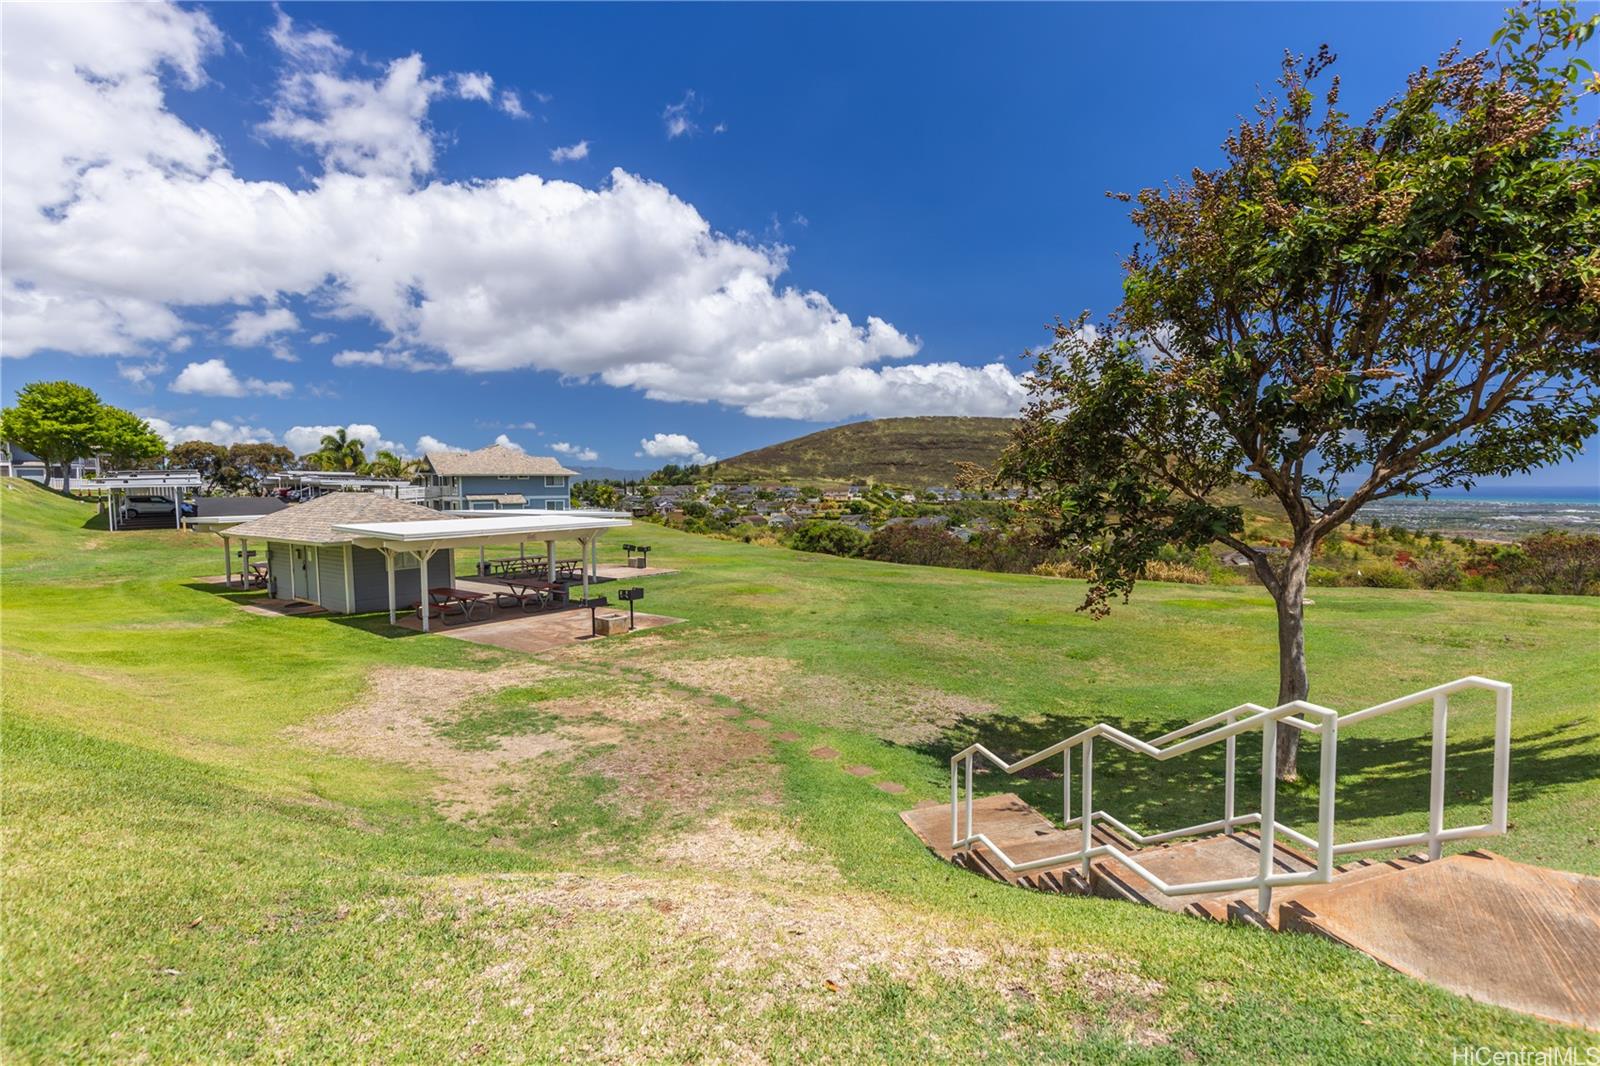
[584,595,610,637]
[617,587,644,630]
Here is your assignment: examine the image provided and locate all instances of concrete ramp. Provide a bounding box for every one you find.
[1279,850,1600,1031]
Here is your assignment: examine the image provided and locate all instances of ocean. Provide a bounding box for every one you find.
[1356,486,1600,540]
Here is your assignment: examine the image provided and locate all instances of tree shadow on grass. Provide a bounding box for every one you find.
[911,708,1600,842]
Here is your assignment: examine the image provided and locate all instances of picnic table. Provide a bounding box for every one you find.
[488,575,567,612]
[247,562,269,589]
[418,586,492,625]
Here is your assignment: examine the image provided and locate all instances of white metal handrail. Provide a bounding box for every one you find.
[950,676,1512,913]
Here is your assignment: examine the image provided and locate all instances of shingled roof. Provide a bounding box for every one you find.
[424,444,579,478]
[225,492,462,544]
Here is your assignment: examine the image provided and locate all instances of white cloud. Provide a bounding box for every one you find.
[330,348,446,371]
[662,91,698,139]
[117,357,167,387]
[492,433,524,452]
[284,422,402,456]
[712,122,728,135]
[506,421,537,431]
[146,416,276,447]
[638,432,716,465]
[226,307,300,346]
[498,90,528,119]
[415,434,460,455]
[0,6,1031,422]
[171,358,293,398]
[744,361,1027,421]
[308,332,334,344]
[551,441,598,462]
[550,140,589,163]
[452,72,493,103]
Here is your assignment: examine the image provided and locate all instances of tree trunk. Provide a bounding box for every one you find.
[1271,546,1312,781]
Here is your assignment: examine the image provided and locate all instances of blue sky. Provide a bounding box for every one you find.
[3,2,1596,489]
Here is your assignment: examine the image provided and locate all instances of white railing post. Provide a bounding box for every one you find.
[1257,718,1278,915]
[1080,737,1094,881]
[1224,711,1236,834]
[1492,685,1512,834]
[1428,693,1448,861]
[1316,711,1337,879]
[965,754,974,844]
[1063,747,1072,827]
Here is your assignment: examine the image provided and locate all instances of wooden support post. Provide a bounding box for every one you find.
[223,535,232,589]
[546,540,555,582]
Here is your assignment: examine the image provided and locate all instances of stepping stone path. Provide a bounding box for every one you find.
[875,782,907,795]
[845,765,876,778]
[809,746,839,760]
[745,718,771,730]
[775,731,801,742]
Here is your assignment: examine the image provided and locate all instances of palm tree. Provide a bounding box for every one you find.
[366,449,406,479]
[315,429,366,472]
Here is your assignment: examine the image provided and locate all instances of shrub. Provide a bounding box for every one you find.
[1033,560,1090,579]
[1504,532,1600,595]
[863,524,973,568]
[1140,560,1210,584]
[788,521,867,558]
[1415,556,1463,590]
[1307,566,1343,587]
[1354,564,1417,589]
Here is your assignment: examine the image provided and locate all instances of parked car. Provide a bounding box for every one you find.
[121,495,198,520]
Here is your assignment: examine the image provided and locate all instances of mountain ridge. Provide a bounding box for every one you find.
[713,416,1016,486]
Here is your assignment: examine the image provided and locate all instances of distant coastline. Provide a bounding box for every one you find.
[1359,486,1599,540]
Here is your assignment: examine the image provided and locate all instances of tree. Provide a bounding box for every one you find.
[93,405,165,470]
[365,449,407,479]
[0,381,102,490]
[993,3,1600,779]
[789,520,867,557]
[226,443,295,493]
[168,441,230,490]
[314,429,367,472]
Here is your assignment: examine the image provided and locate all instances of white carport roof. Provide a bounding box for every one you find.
[331,512,630,550]
[185,515,267,532]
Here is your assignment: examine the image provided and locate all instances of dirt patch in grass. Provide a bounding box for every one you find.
[650,814,841,885]
[290,661,781,827]
[587,711,775,819]
[633,654,1000,745]
[422,871,1170,1051]
[635,655,797,706]
[287,664,616,820]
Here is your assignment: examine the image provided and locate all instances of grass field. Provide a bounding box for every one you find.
[3,477,1597,1061]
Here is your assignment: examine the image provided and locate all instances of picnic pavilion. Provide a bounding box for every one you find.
[211,492,630,630]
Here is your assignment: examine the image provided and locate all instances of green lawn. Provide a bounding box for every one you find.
[3,478,1597,1061]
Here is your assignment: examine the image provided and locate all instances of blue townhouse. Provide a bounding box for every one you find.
[417,444,577,511]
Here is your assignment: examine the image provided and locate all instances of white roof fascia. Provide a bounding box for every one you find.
[330,513,630,547]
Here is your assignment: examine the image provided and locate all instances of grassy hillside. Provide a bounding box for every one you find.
[715,415,1016,486]
[3,476,1597,1060]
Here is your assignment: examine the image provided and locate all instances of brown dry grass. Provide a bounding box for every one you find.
[402,870,1171,1056]
[631,654,999,744]
[287,662,779,827]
